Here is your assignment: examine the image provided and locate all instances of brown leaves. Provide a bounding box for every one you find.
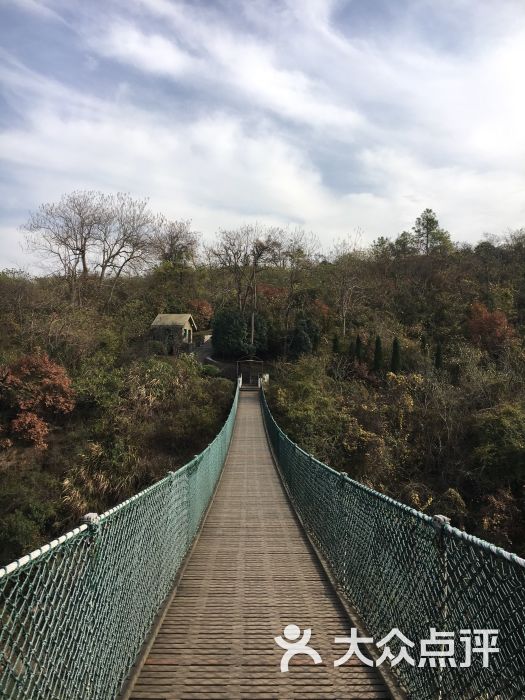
[0,352,75,449]
[4,352,75,414]
[467,302,515,355]
[10,412,49,451]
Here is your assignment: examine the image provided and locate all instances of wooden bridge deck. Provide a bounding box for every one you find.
[127,389,390,699]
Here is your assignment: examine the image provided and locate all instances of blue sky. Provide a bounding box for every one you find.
[1,0,525,268]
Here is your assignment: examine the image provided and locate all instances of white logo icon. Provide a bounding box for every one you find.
[274,624,322,672]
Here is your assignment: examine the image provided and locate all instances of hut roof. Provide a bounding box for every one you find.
[151,314,197,330]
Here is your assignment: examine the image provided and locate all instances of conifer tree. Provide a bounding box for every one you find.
[332,333,341,353]
[412,208,453,255]
[391,337,401,373]
[435,341,443,370]
[373,335,383,372]
[348,338,356,362]
[355,334,363,362]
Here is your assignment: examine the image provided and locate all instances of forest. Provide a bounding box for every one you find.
[1,190,524,564]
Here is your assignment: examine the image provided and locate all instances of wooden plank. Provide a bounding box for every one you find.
[128,391,392,699]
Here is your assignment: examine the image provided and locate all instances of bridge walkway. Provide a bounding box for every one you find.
[127,389,390,699]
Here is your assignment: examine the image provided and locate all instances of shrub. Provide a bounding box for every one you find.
[202,364,221,377]
[0,353,75,448]
[11,412,49,450]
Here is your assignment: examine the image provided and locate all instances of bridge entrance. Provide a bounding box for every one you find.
[236,357,264,387]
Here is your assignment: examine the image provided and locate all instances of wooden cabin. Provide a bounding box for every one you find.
[150,314,197,354]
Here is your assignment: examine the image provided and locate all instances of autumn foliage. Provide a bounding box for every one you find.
[188,299,213,327]
[467,302,514,355]
[10,412,49,450]
[0,353,75,449]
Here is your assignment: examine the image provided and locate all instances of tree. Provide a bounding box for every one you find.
[303,317,321,352]
[23,191,160,305]
[434,342,443,370]
[373,335,383,372]
[412,208,453,255]
[150,219,199,267]
[332,334,341,353]
[471,403,525,485]
[331,238,365,337]
[355,334,364,362]
[96,194,160,305]
[208,226,279,345]
[23,191,106,303]
[278,230,317,351]
[211,309,247,359]
[392,231,419,258]
[391,337,401,373]
[371,236,393,261]
[288,321,313,359]
[249,314,268,355]
[188,299,213,329]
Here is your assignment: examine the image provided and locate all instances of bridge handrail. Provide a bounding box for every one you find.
[0,382,240,700]
[261,388,525,700]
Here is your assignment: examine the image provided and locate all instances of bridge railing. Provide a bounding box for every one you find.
[261,389,525,700]
[0,383,240,700]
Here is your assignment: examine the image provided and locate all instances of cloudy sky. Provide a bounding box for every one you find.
[1,0,525,268]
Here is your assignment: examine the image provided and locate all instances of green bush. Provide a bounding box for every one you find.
[202,364,221,377]
[471,402,525,485]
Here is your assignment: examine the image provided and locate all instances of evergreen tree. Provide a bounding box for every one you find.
[392,230,418,257]
[435,341,443,370]
[332,333,341,353]
[373,335,383,372]
[211,309,248,359]
[412,208,453,255]
[252,314,268,355]
[348,338,356,362]
[355,334,363,362]
[391,337,401,373]
[304,317,321,352]
[288,321,313,359]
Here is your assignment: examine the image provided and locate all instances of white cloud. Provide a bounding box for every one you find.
[92,22,194,77]
[89,2,362,133]
[1,0,525,271]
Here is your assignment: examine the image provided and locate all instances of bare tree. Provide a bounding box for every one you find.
[208,227,252,312]
[331,232,365,337]
[150,219,199,267]
[208,225,280,346]
[23,191,107,304]
[279,229,318,344]
[94,193,159,298]
[23,191,160,305]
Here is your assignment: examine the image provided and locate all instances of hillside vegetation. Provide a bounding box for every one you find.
[1,193,524,561]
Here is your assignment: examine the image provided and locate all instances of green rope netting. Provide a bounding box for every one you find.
[0,386,239,700]
[261,390,525,700]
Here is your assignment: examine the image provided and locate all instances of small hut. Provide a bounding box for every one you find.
[150,314,197,354]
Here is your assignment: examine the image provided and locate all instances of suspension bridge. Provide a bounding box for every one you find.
[1,382,524,699]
